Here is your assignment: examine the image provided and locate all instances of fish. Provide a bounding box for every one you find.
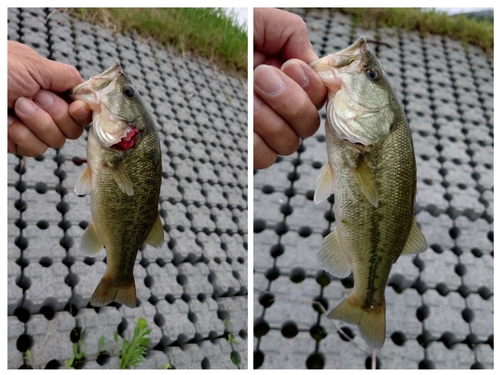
[71,61,164,308]
[310,37,427,349]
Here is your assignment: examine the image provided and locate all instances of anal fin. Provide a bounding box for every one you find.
[81,222,103,256]
[401,220,428,255]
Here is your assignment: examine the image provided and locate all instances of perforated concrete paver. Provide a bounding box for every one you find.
[253,8,493,369]
[8,8,247,369]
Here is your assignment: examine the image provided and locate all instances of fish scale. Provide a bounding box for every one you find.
[89,126,162,281]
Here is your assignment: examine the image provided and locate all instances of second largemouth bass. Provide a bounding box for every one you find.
[311,37,427,348]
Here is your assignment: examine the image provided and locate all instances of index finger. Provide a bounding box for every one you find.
[254,8,318,63]
[33,89,85,140]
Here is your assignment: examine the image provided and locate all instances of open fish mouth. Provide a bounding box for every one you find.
[310,36,394,146]
[310,36,368,73]
[110,126,140,151]
[71,61,122,107]
[71,61,140,149]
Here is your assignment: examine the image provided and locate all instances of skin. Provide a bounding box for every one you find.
[254,8,328,169]
[8,41,92,156]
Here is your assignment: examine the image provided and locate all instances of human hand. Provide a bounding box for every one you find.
[254,8,328,169]
[8,41,92,156]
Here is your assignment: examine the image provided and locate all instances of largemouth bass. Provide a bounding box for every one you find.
[311,37,427,348]
[71,61,164,308]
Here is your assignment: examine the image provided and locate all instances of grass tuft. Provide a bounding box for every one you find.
[65,8,247,77]
[116,317,152,369]
[334,8,492,55]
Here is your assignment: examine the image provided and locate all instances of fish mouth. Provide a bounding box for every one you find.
[97,61,121,77]
[335,36,368,57]
[310,36,368,71]
[110,126,140,151]
[311,37,393,146]
[71,61,122,101]
[72,61,135,149]
[310,37,368,94]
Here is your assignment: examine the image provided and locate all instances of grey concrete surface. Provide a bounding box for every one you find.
[8,8,247,369]
[254,9,493,369]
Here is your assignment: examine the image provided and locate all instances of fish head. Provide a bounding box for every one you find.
[311,37,400,147]
[71,61,149,151]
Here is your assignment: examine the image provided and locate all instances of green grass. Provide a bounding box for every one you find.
[64,327,86,369]
[223,318,241,366]
[334,8,493,55]
[115,317,152,369]
[65,8,247,77]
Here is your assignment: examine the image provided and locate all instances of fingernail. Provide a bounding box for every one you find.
[15,97,36,116]
[254,65,285,95]
[8,115,15,126]
[34,90,54,108]
[283,61,309,88]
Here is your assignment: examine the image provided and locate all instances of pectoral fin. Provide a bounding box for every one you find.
[401,220,428,255]
[108,164,134,196]
[81,222,104,256]
[314,162,335,204]
[74,166,92,196]
[350,157,378,207]
[317,226,352,278]
[144,214,164,248]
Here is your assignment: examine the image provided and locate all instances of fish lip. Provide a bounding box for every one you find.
[70,60,122,97]
[310,36,368,67]
[336,36,368,56]
[310,36,368,85]
[97,60,121,77]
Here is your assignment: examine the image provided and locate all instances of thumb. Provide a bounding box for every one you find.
[37,60,84,93]
[282,59,327,110]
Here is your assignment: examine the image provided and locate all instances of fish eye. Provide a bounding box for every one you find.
[365,68,381,81]
[122,85,135,98]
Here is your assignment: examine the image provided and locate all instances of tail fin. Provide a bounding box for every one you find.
[90,274,136,308]
[328,294,386,349]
